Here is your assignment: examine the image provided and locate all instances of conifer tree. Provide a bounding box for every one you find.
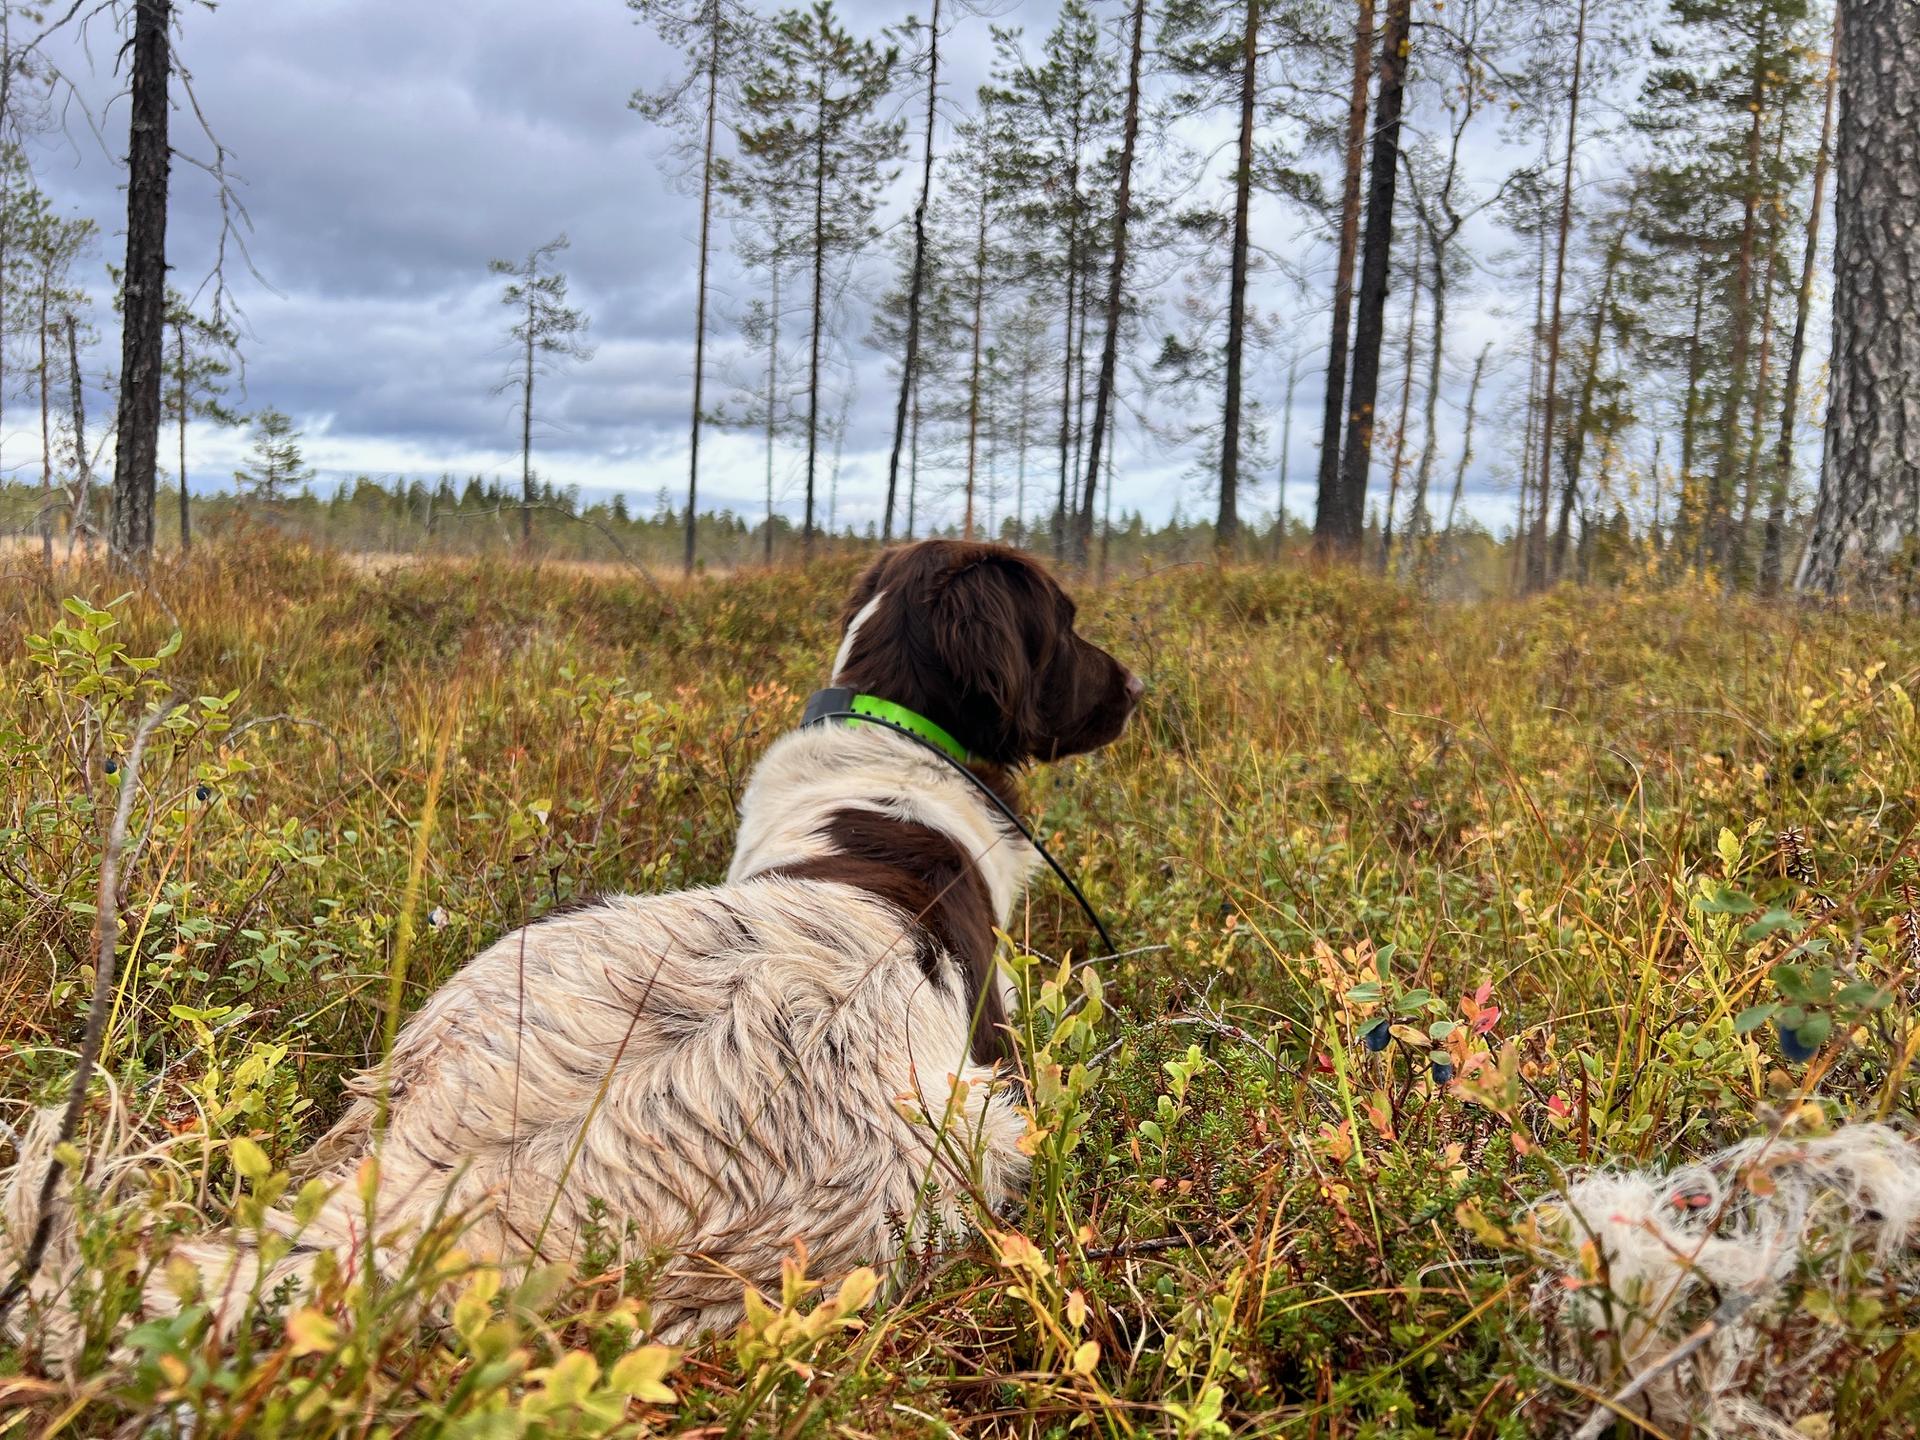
[631,0,753,575]
[234,409,313,502]
[737,0,900,557]
[163,288,242,551]
[489,235,593,550]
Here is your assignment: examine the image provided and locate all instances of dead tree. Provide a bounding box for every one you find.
[107,0,170,564]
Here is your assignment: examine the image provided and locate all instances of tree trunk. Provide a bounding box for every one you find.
[1313,0,1373,557]
[1551,213,1628,580]
[1333,0,1411,549]
[38,276,51,558]
[1275,353,1297,558]
[1440,342,1491,547]
[1054,231,1078,561]
[1378,222,1421,573]
[1682,256,1706,565]
[108,0,169,565]
[908,372,920,539]
[683,16,723,578]
[1079,0,1146,566]
[520,316,535,548]
[1798,0,1920,596]
[1762,8,1837,594]
[964,178,987,541]
[763,250,781,565]
[1215,0,1259,558]
[803,93,827,559]
[1015,359,1030,546]
[66,314,91,561]
[1733,113,1787,588]
[176,320,191,552]
[883,0,939,543]
[1706,26,1771,575]
[1513,180,1548,593]
[1526,0,1586,592]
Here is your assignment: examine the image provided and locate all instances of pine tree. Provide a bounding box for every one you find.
[489,235,593,550]
[737,0,901,558]
[108,0,170,565]
[989,0,1118,561]
[234,409,314,502]
[631,0,753,575]
[1797,0,1918,594]
[163,288,242,551]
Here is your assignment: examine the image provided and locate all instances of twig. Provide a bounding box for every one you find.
[0,694,180,1321]
[1568,1291,1759,1440]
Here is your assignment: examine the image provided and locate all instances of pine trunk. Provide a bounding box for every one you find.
[1551,214,1627,580]
[683,16,723,577]
[884,0,939,543]
[66,314,91,560]
[520,320,535,548]
[804,94,827,559]
[1333,0,1411,548]
[1441,342,1491,547]
[1706,31,1770,575]
[964,185,987,541]
[1378,223,1421,573]
[1312,0,1373,557]
[1798,0,1920,595]
[39,280,51,556]
[1526,0,1586,592]
[177,322,190,551]
[1762,10,1837,594]
[108,0,170,564]
[1216,0,1259,558]
[1079,0,1147,565]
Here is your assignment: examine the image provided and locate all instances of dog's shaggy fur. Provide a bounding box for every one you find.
[3,540,1139,1349]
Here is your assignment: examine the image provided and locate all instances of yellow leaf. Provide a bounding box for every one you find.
[609,1344,680,1405]
[1066,1288,1088,1330]
[835,1266,879,1314]
[1071,1339,1100,1375]
[231,1136,271,1182]
[534,1350,600,1405]
[286,1306,342,1357]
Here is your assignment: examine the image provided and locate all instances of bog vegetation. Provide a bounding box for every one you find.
[4,540,1919,1435]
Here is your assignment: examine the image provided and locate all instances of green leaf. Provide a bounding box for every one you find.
[1698,888,1759,916]
[1733,1004,1779,1034]
[1836,981,1892,1010]
[1795,1013,1832,1049]
[1741,908,1802,942]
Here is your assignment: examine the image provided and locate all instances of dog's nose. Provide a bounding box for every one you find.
[1125,672,1145,703]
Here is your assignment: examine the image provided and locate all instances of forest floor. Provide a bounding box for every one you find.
[3,541,1919,1437]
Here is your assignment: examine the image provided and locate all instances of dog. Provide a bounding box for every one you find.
[4,539,1140,1349]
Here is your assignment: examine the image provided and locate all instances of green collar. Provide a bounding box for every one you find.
[800,686,973,765]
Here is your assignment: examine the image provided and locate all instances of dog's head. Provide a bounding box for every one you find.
[831,540,1142,766]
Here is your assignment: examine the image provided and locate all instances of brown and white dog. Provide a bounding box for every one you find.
[5,539,1140,1348]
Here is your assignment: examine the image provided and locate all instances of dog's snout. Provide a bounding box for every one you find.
[1125,672,1145,704]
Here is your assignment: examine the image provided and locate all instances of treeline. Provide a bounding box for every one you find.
[2,471,1518,580]
[636,0,1919,596]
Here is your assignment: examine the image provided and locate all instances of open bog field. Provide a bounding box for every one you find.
[3,542,1919,1437]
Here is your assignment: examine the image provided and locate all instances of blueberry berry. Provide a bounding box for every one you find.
[1364,1019,1391,1053]
[103,757,119,774]
[195,784,212,802]
[1775,1019,1818,1063]
[1430,1059,1454,1085]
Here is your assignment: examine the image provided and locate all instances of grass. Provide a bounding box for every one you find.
[2,539,1918,1437]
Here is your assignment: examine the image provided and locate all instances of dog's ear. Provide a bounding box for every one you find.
[930,553,1043,760]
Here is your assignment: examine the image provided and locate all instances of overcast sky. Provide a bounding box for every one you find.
[12,0,1676,536]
